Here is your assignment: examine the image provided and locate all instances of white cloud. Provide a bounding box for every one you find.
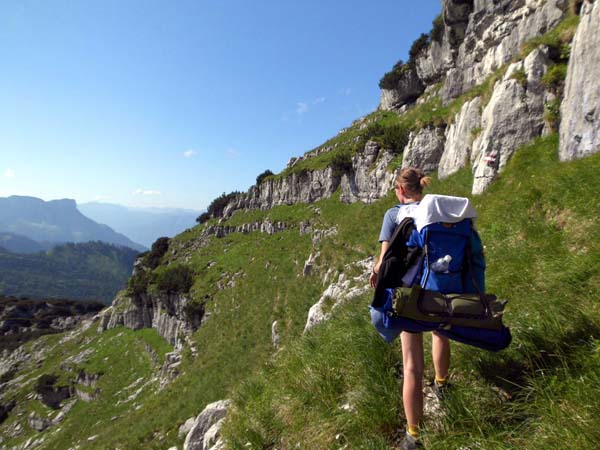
[339,87,352,96]
[226,148,241,159]
[94,195,109,201]
[133,189,161,196]
[296,102,309,115]
[4,168,15,178]
[183,149,198,158]
[295,97,325,116]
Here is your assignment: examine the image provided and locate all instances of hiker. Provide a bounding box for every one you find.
[369,167,450,450]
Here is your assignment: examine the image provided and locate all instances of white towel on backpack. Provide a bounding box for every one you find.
[414,194,477,231]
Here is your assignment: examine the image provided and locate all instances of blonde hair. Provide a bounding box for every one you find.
[396,167,431,196]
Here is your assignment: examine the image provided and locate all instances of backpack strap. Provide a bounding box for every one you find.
[421,228,432,289]
[463,230,492,317]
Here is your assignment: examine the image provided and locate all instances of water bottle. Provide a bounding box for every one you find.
[430,255,452,273]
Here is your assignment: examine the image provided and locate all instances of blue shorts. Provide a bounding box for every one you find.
[370,306,406,344]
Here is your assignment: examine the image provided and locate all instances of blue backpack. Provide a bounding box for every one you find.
[407,218,486,295]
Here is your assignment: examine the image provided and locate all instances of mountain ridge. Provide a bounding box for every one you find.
[78,201,200,248]
[0,195,146,252]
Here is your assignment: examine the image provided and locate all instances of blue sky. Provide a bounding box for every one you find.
[0,0,441,210]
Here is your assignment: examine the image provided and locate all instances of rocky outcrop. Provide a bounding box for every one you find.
[204,219,286,239]
[35,375,72,409]
[416,0,474,85]
[219,140,398,220]
[339,141,396,203]
[183,400,230,450]
[439,96,482,178]
[380,65,425,110]
[304,258,372,332]
[271,321,280,349]
[0,297,104,351]
[472,47,550,194]
[160,351,183,385]
[28,413,52,432]
[74,370,101,402]
[381,0,567,108]
[311,227,338,246]
[303,252,320,277]
[401,126,446,173]
[99,291,203,348]
[223,167,340,217]
[179,416,196,438]
[559,0,600,161]
[441,0,567,102]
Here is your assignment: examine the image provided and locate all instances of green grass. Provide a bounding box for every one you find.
[520,14,579,61]
[274,110,404,179]
[1,324,174,449]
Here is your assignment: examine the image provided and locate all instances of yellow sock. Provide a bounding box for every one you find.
[407,424,420,439]
[435,375,447,385]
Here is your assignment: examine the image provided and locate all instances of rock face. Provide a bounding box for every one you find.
[380,65,425,110]
[438,96,482,178]
[559,0,600,161]
[339,141,396,203]
[271,321,280,349]
[223,167,340,217]
[220,140,397,220]
[472,47,550,194]
[401,126,446,173]
[381,0,567,108]
[99,291,203,348]
[416,0,473,85]
[304,258,372,332]
[440,0,567,102]
[28,413,52,432]
[204,219,286,239]
[183,400,230,450]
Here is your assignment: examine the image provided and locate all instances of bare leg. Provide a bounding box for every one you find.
[400,331,424,427]
[432,331,450,380]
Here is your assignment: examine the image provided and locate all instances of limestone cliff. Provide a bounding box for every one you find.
[98,290,202,348]
[559,0,600,160]
[377,0,599,194]
[221,140,396,218]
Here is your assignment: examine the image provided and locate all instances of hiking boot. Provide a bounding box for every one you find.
[432,380,451,400]
[400,432,423,450]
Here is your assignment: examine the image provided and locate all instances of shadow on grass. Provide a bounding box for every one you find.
[473,313,600,397]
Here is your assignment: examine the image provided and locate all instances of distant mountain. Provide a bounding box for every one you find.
[0,241,138,303]
[0,232,48,254]
[0,196,146,251]
[78,202,201,248]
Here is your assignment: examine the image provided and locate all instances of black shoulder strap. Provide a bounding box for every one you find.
[464,231,482,296]
[382,217,415,259]
[371,217,419,308]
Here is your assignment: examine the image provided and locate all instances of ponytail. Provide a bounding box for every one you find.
[396,167,430,196]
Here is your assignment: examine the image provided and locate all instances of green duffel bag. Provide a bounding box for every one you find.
[391,285,508,331]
